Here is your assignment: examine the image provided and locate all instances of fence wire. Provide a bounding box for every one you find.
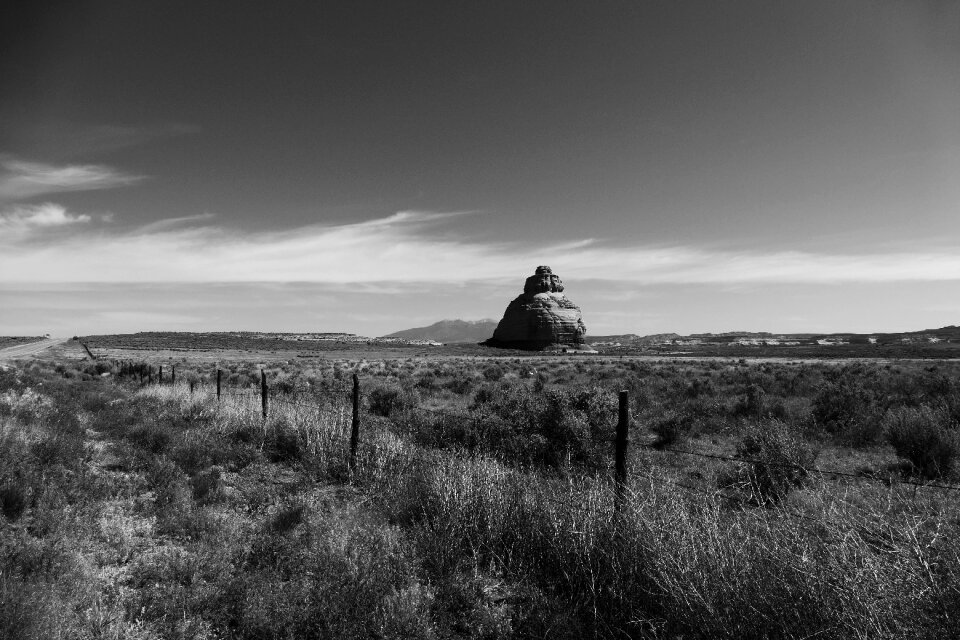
[111,360,960,496]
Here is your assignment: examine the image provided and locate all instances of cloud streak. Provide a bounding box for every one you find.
[0,156,144,201]
[0,203,92,235]
[2,208,959,286]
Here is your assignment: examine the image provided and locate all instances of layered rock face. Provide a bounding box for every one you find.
[487,266,587,349]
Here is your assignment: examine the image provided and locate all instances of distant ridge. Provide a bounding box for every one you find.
[589,326,960,346]
[383,319,498,343]
[589,333,679,345]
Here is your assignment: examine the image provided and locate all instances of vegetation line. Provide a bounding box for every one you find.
[658,445,960,492]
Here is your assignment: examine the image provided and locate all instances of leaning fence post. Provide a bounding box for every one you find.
[615,390,630,509]
[349,373,360,471]
[216,369,222,400]
[261,369,268,421]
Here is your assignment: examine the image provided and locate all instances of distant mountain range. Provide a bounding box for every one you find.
[383,319,499,343]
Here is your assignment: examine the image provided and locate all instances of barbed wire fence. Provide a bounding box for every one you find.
[106,357,960,518]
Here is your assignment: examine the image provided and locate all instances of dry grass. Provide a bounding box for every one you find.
[2,357,960,638]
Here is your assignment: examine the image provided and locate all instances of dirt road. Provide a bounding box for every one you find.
[0,337,68,360]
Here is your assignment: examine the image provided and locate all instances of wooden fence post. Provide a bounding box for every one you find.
[615,390,630,509]
[261,369,268,421]
[349,373,360,471]
[158,365,163,385]
[189,381,194,395]
[171,365,176,386]
[216,369,222,400]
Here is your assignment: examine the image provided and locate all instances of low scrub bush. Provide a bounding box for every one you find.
[812,378,877,436]
[650,408,698,448]
[368,383,419,418]
[268,501,305,534]
[482,364,505,382]
[190,466,224,504]
[729,383,763,419]
[884,405,960,479]
[265,418,302,463]
[29,432,85,468]
[415,372,438,391]
[720,419,818,504]
[127,422,173,454]
[442,375,475,395]
[0,484,27,522]
[464,383,616,469]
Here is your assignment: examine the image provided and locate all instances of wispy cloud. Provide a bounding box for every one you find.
[2,207,959,286]
[0,203,92,235]
[137,212,217,233]
[0,156,144,201]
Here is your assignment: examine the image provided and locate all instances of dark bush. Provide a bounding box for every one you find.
[443,375,475,395]
[415,373,438,391]
[722,420,818,504]
[482,364,504,382]
[884,406,959,479]
[171,434,214,475]
[190,466,223,504]
[146,457,188,508]
[730,384,766,420]
[466,383,612,469]
[266,421,302,463]
[0,483,27,521]
[231,421,259,444]
[29,433,85,468]
[274,377,296,394]
[127,423,172,454]
[650,409,698,449]
[533,372,548,392]
[685,378,715,399]
[269,502,305,534]
[368,384,418,418]
[812,379,876,435]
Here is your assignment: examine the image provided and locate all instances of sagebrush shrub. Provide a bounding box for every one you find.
[268,502,305,534]
[265,418,302,463]
[190,466,224,504]
[812,378,876,435]
[722,419,817,504]
[442,375,474,395]
[650,408,698,449]
[884,405,959,479]
[0,483,27,522]
[730,383,765,419]
[29,432,85,468]
[368,384,419,418]
[464,383,613,469]
[482,364,504,382]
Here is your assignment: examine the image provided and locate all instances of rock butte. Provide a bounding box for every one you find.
[487,266,587,350]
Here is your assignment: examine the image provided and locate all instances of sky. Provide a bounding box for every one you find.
[2,0,959,337]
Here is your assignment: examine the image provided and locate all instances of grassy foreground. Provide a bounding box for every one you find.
[2,357,960,639]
